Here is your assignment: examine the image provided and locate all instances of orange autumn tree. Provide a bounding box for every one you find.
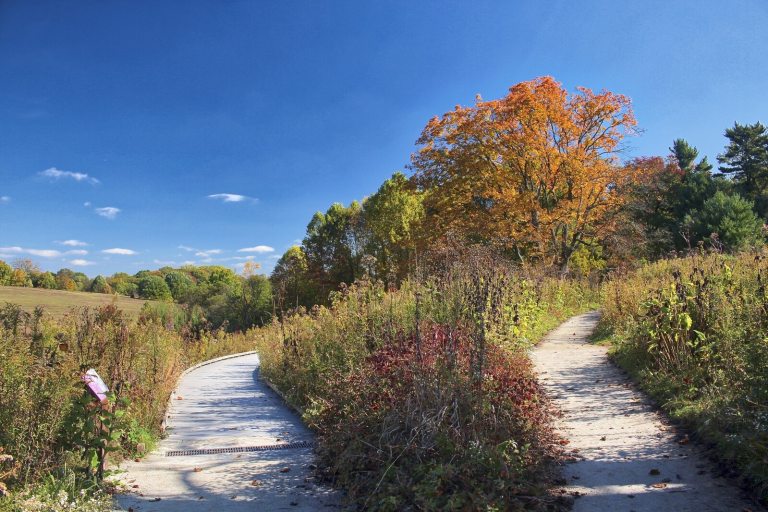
[410,76,637,272]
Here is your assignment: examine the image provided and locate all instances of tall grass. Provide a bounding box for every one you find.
[0,302,254,502]
[601,250,768,501]
[254,249,598,509]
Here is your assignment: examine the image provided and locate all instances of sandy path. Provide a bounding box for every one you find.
[113,353,339,511]
[531,312,758,511]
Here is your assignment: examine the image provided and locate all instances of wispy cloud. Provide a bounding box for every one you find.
[178,245,196,252]
[0,196,9,203]
[58,239,88,247]
[66,249,88,256]
[70,259,95,266]
[95,207,120,219]
[102,248,137,255]
[40,167,99,185]
[0,246,62,258]
[207,193,255,203]
[195,249,222,257]
[237,245,274,253]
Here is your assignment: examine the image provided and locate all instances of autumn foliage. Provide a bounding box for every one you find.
[411,76,637,271]
[312,323,559,511]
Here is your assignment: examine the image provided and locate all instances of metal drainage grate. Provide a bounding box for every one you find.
[166,440,314,457]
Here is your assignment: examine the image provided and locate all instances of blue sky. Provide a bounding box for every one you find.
[1,0,766,277]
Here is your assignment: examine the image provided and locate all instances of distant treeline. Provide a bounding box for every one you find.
[0,260,271,332]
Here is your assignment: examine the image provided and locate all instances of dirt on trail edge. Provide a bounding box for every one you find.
[532,311,760,512]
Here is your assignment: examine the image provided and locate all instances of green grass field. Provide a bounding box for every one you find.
[0,286,152,319]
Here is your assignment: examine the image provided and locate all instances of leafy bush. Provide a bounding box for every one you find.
[313,323,557,511]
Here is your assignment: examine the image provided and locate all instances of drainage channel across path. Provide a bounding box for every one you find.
[532,312,759,512]
[113,352,339,511]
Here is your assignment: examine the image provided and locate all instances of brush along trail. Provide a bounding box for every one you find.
[112,353,339,511]
[532,311,759,511]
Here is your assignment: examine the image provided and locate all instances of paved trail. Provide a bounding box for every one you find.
[113,353,339,512]
[532,312,758,512]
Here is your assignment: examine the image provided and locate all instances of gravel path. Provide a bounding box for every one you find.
[113,353,339,511]
[531,311,758,512]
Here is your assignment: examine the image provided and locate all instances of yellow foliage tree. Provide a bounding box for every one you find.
[411,76,637,271]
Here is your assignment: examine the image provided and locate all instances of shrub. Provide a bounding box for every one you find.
[683,192,764,251]
[312,323,557,510]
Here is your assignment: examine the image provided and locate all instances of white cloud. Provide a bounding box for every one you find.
[83,201,91,207]
[28,249,61,258]
[102,248,137,255]
[0,196,9,203]
[195,249,222,257]
[40,167,99,185]
[178,245,196,252]
[59,239,88,247]
[207,193,253,203]
[0,246,61,258]
[70,259,95,266]
[237,245,274,253]
[95,207,120,219]
[66,249,88,256]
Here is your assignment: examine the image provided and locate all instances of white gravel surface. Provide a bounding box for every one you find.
[532,311,759,512]
[112,353,340,511]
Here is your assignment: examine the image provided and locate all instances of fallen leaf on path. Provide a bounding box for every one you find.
[251,480,262,486]
[678,435,690,445]
[651,483,667,489]
[176,396,183,400]
[193,467,202,472]
[280,467,291,473]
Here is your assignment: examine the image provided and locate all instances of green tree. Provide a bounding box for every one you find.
[164,271,195,300]
[114,281,139,297]
[684,191,764,251]
[362,171,424,283]
[90,275,113,294]
[138,275,173,301]
[271,246,312,309]
[303,202,364,304]
[0,260,11,285]
[227,273,272,331]
[670,138,699,172]
[717,122,768,216]
[33,271,57,289]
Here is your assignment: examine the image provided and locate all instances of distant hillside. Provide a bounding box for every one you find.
[0,285,152,319]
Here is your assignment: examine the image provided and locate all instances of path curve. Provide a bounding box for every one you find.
[532,312,758,511]
[113,353,339,511]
